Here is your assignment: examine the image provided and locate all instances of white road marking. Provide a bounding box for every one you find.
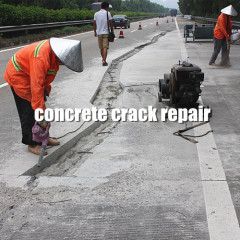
[0,45,27,53]
[175,19,188,60]
[63,30,93,39]
[195,118,240,240]
[176,17,240,240]
[143,25,148,27]
[131,29,137,33]
[0,18,155,54]
[0,83,8,89]
[0,31,94,54]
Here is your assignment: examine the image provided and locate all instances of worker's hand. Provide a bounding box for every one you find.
[38,120,50,129]
[38,120,47,129]
[94,32,97,37]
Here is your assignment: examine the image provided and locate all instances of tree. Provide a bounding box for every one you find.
[178,0,240,19]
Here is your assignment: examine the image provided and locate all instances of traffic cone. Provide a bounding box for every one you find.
[166,19,169,23]
[138,22,142,30]
[156,20,159,25]
[119,27,124,38]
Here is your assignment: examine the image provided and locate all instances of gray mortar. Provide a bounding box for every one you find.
[34,31,169,178]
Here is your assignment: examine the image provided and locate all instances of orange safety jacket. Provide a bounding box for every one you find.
[4,40,59,110]
[214,13,232,40]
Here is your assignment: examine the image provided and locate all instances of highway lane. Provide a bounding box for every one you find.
[1,16,240,238]
[0,16,176,120]
[177,16,240,232]
[0,17,176,162]
[0,17,174,85]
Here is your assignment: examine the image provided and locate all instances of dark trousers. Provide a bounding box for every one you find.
[209,37,227,64]
[11,87,39,146]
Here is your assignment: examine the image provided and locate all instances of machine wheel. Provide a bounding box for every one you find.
[158,92,162,102]
[159,79,162,92]
[170,72,176,104]
[163,74,171,98]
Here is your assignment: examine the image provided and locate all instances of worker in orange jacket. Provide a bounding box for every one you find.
[209,5,237,66]
[4,38,83,155]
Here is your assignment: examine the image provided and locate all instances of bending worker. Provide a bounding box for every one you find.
[4,38,83,155]
[209,5,237,66]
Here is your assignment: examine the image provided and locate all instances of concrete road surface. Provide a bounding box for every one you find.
[0,16,240,239]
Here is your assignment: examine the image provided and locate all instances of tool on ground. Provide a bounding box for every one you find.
[220,41,231,66]
[173,121,212,143]
[158,61,204,107]
[32,121,50,167]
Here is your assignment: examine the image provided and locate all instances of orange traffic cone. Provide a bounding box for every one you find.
[119,27,124,38]
[138,22,142,30]
[156,20,159,25]
[166,19,169,23]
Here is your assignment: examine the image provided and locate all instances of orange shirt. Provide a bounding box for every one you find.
[4,40,59,110]
[214,13,232,40]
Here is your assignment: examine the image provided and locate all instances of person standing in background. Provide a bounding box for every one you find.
[209,5,237,66]
[93,2,114,66]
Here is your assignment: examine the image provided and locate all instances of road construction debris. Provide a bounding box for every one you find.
[173,121,212,143]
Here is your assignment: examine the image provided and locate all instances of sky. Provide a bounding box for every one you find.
[151,0,179,9]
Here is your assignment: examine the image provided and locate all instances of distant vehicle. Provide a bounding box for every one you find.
[112,15,130,29]
[170,9,177,17]
[184,15,192,20]
[91,2,112,11]
[159,13,165,18]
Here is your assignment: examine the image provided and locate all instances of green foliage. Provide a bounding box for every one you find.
[0,2,161,26]
[0,4,20,25]
[178,0,240,20]
[0,0,168,12]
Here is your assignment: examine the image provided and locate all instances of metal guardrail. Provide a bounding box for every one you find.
[191,16,240,28]
[0,15,158,33]
[0,20,93,33]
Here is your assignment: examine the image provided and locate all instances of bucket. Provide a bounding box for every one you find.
[231,32,240,43]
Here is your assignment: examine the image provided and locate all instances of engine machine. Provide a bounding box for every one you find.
[158,61,204,107]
